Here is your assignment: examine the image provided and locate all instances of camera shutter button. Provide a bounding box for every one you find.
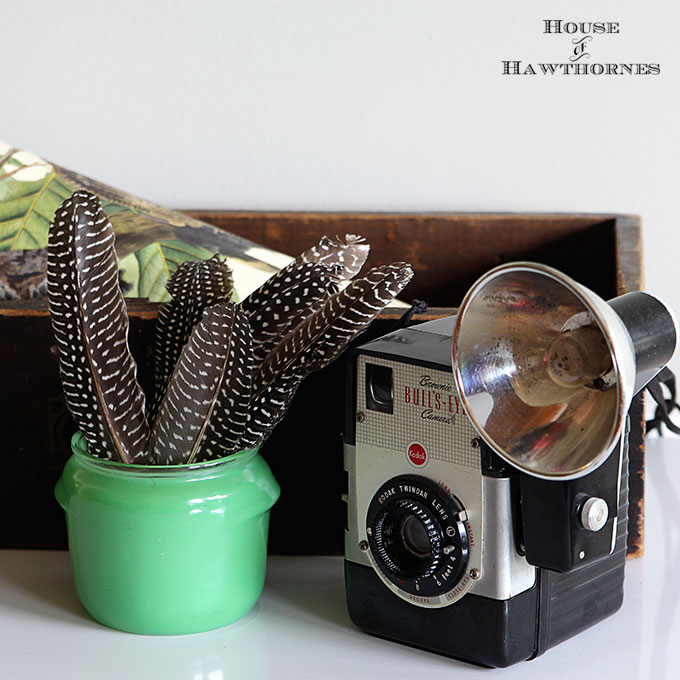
[580,496,609,532]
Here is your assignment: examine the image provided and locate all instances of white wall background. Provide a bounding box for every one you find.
[4,0,680,372]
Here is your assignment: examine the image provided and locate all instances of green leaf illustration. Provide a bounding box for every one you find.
[120,240,217,302]
[0,166,78,250]
[0,144,283,303]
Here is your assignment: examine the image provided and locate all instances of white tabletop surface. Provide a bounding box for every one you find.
[1,433,679,680]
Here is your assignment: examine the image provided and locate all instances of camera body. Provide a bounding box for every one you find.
[344,316,628,668]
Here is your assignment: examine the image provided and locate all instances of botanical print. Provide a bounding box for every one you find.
[0,141,286,301]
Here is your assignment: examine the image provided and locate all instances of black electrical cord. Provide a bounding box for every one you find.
[646,367,680,435]
[396,299,429,329]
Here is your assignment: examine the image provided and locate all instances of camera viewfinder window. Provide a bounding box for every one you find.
[366,363,393,414]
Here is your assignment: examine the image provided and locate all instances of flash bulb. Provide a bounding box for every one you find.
[545,326,613,389]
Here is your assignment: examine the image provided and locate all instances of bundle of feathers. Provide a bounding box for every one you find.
[47,190,413,465]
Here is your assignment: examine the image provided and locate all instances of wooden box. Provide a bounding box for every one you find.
[0,212,645,557]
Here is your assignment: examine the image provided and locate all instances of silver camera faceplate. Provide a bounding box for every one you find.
[345,354,536,607]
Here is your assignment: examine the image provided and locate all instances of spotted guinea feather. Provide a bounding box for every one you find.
[237,372,303,449]
[47,191,149,463]
[239,262,413,447]
[252,263,413,398]
[149,255,233,424]
[193,310,254,461]
[300,263,414,372]
[150,303,252,465]
[241,234,369,316]
[245,262,342,370]
[295,234,369,279]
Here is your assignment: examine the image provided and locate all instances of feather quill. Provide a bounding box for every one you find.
[149,254,233,423]
[239,262,413,447]
[47,191,149,463]
[150,303,253,465]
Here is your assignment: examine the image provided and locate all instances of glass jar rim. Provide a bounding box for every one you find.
[70,431,259,476]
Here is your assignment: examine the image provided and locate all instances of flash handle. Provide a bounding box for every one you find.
[608,292,678,394]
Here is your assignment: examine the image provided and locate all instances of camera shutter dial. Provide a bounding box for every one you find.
[366,475,470,600]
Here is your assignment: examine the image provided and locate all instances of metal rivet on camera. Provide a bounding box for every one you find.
[580,496,609,532]
[443,545,454,555]
[469,569,480,580]
[356,412,365,423]
[471,438,481,448]
[579,550,586,560]
[359,540,369,551]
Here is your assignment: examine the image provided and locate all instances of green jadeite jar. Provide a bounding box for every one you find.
[55,432,280,635]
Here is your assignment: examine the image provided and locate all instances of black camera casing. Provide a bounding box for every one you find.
[344,317,628,668]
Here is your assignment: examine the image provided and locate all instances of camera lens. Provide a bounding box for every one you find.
[377,500,439,579]
[366,475,469,599]
[400,515,431,558]
[366,363,393,413]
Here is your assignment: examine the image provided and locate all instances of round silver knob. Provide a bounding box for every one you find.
[580,497,609,532]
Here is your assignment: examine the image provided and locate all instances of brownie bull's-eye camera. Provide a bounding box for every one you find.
[344,262,677,668]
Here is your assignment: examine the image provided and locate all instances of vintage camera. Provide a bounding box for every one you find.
[344,262,677,667]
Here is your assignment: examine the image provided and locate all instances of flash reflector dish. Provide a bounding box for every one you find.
[452,263,636,480]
